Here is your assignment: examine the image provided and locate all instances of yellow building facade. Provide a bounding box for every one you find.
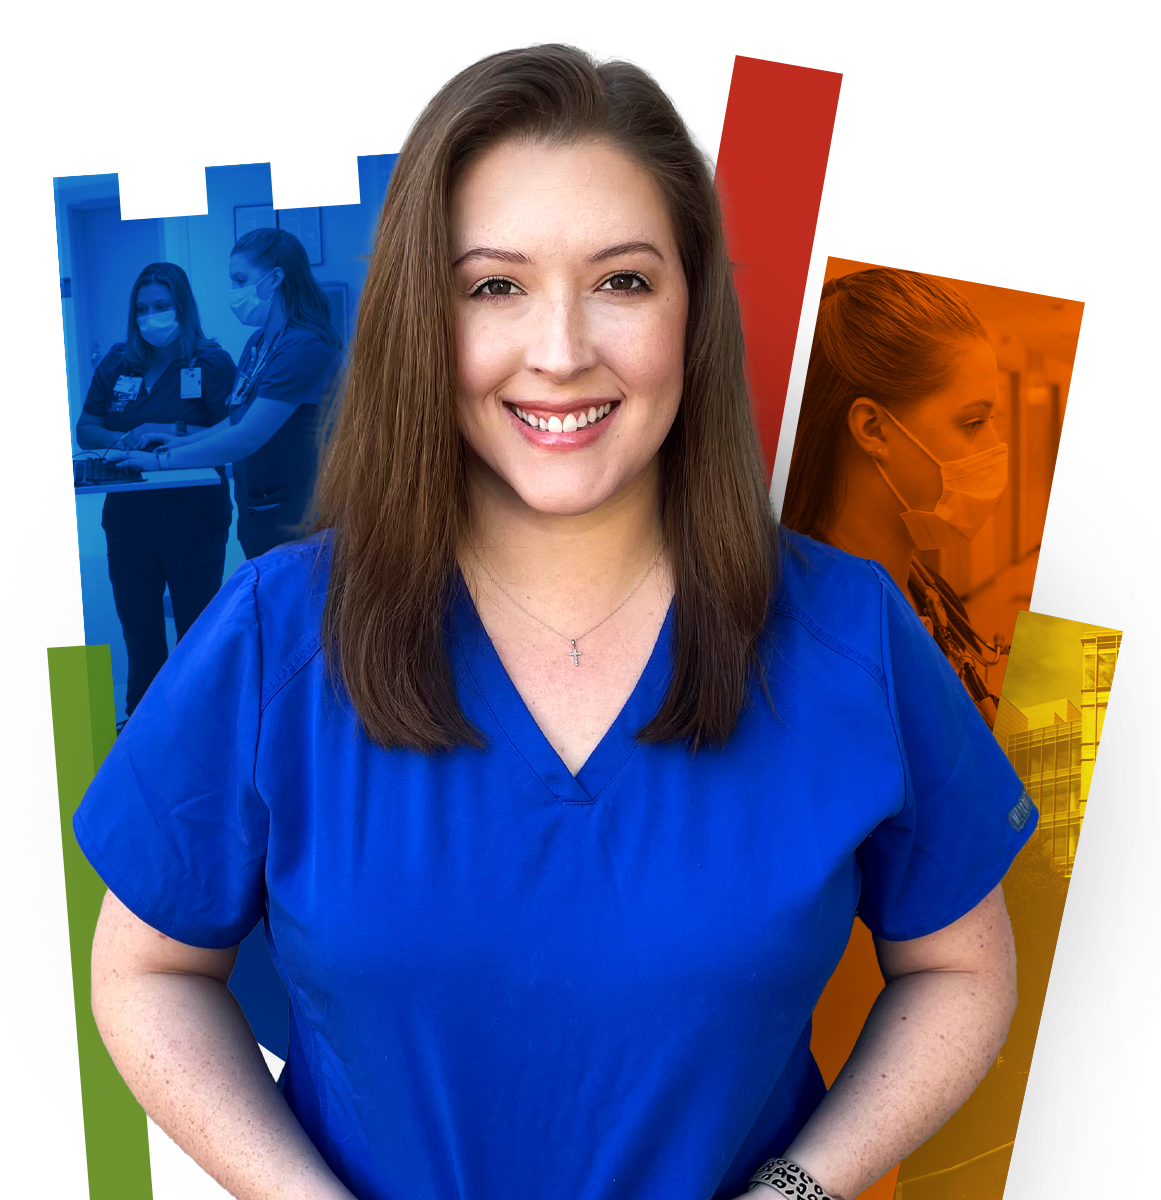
[998,632,1121,875]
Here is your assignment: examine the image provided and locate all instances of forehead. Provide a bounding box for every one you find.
[947,337,998,394]
[229,253,261,277]
[450,137,675,256]
[136,281,173,304]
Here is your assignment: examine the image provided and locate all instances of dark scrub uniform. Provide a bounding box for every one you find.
[82,343,235,715]
[74,527,1037,1200]
[228,325,341,559]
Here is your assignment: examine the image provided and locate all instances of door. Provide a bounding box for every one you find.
[69,202,163,410]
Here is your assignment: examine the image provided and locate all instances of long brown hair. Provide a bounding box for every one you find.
[313,44,778,752]
[781,267,988,541]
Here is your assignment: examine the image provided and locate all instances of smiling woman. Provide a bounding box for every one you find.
[75,44,1036,1200]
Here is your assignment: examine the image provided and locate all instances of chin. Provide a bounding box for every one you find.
[510,481,618,518]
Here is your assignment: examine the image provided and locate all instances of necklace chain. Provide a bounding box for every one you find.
[469,543,665,666]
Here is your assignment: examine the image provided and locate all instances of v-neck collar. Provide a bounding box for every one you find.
[451,580,674,805]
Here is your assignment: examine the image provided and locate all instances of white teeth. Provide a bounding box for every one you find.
[514,403,616,432]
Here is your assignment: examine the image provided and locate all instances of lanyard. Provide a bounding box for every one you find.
[231,328,284,407]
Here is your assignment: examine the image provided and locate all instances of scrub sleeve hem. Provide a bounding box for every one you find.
[72,807,257,951]
[862,562,1038,943]
[857,796,1037,945]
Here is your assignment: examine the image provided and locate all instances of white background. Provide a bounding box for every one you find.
[2,0,1156,1194]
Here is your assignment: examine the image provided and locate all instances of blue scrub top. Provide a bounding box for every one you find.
[74,527,1036,1200]
[83,343,235,546]
[228,325,341,510]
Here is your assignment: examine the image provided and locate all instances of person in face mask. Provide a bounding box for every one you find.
[76,262,237,722]
[781,268,1008,726]
[109,228,344,560]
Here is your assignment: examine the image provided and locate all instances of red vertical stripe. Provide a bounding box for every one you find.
[715,57,842,481]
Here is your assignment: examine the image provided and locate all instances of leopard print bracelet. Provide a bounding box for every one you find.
[748,1157,836,1199]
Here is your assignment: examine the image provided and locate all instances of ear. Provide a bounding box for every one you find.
[846,398,890,462]
[269,267,285,289]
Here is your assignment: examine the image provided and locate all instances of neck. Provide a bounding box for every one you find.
[148,342,179,368]
[826,452,917,596]
[463,454,668,614]
[263,302,287,344]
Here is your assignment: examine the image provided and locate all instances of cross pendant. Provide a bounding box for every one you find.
[568,639,582,667]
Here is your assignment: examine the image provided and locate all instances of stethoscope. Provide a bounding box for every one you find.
[229,329,285,407]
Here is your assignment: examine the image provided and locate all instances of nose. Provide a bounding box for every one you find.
[524,290,598,382]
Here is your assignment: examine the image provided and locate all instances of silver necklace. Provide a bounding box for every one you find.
[470,544,665,667]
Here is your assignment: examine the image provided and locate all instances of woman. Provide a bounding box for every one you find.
[112,228,343,559]
[76,262,235,718]
[75,47,1034,1200]
[781,269,1010,727]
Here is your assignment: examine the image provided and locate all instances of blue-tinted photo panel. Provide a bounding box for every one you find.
[54,153,397,1060]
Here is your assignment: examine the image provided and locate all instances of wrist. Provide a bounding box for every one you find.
[748,1157,841,1200]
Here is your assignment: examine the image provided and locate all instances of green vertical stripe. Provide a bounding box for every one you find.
[47,645,153,1199]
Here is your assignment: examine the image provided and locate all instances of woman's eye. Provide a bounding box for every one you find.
[471,277,520,298]
[599,272,649,293]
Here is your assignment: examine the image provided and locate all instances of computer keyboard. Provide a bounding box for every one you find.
[74,458,145,486]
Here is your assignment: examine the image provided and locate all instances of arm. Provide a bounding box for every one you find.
[106,398,298,468]
[736,885,1017,1200]
[122,421,214,444]
[121,418,229,450]
[76,413,132,450]
[92,889,356,1200]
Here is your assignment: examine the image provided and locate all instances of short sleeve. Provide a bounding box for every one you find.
[255,331,340,408]
[80,346,126,419]
[855,563,1037,942]
[73,561,268,948]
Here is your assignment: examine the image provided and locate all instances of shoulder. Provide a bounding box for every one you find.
[770,526,896,688]
[280,325,341,364]
[246,532,334,702]
[195,344,235,371]
[97,343,131,373]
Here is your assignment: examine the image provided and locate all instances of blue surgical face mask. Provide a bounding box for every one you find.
[229,270,277,326]
[137,310,180,347]
[873,409,1009,550]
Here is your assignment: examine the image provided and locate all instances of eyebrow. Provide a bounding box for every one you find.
[587,240,665,264]
[451,240,665,269]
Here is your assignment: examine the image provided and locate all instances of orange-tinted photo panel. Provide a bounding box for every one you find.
[779,258,1109,1200]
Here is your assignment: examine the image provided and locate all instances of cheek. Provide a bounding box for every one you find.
[599,300,686,406]
[455,307,521,414]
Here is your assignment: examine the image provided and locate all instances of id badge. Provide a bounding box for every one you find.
[180,367,202,399]
[110,375,143,413]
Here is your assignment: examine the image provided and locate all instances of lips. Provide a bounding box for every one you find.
[502,399,620,448]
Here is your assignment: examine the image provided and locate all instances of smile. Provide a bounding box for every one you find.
[507,402,617,433]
